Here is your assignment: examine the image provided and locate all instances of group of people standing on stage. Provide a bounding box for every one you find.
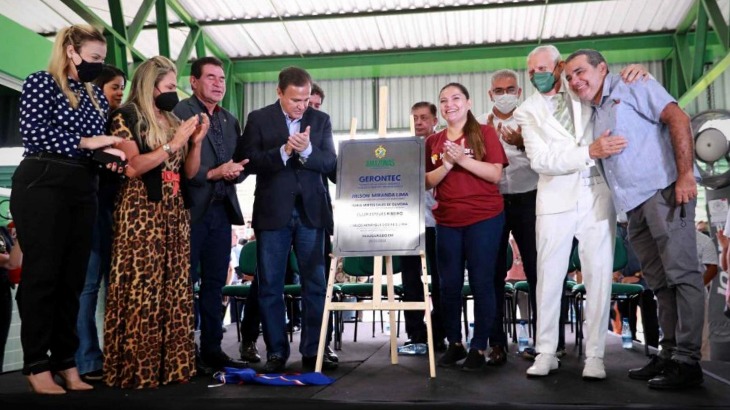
[8,22,709,395]
[408,45,706,391]
[10,23,337,393]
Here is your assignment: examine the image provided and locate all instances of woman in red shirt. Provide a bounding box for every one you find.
[425,83,508,371]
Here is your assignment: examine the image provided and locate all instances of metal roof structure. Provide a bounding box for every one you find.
[0,0,729,106]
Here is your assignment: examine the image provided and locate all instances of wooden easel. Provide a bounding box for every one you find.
[315,86,436,378]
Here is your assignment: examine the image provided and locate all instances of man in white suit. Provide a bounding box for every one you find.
[513,45,627,380]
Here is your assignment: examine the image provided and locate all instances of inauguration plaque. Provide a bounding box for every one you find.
[333,137,425,257]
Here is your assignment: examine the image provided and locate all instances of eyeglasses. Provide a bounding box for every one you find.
[492,87,518,95]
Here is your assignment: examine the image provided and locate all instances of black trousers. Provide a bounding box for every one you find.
[490,190,538,347]
[617,289,659,348]
[399,227,444,343]
[10,157,97,375]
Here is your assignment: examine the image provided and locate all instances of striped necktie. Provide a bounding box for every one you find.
[553,92,575,136]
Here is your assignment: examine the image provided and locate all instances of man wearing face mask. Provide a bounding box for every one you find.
[173,56,249,372]
[514,45,645,381]
[477,69,539,366]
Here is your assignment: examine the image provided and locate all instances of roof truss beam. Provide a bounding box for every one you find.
[703,0,729,51]
[223,31,727,82]
[58,0,240,110]
[59,0,146,61]
[176,26,200,77]
[165,0,230,65]
[156,0,170,57]
[106,0,129,74]
[151,0,605,28]
[666,0,730,106]
[164,0,241,111]
[128,0,155,45]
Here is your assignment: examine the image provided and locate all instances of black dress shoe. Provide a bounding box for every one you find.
[324,346,339,363]
[647,360,703,390]
[195,353,215,375]
[486,345,507,366]
[302,355,338,371]
[437,343,467,367]
[239,341,262,363]
[628,354,668,380]
[202,351,249,370]
[461,349,486,372]
[262,356,287,373]
[434,339,448,352]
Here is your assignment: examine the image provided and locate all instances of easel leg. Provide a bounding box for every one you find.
[384,256,398,364]
[421,253,436,378]
[316,256,339,372]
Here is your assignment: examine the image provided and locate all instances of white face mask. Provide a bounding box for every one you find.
[493,94,519,114]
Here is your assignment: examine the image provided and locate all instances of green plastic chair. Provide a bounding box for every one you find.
[281,246,339,342]
[512,241,577,340]
[339,256,403,342]
[222,240,258,341]
[571,236,648,356]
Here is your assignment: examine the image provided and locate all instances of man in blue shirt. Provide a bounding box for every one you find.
[565,49,705,390]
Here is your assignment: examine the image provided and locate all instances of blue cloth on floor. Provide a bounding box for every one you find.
[214,367,335,386]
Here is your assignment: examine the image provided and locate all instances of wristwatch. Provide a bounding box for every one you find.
[162,143,173,155]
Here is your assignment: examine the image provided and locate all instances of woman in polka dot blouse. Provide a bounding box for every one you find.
[9,24,126,395]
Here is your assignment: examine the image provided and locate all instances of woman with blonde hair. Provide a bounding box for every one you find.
[425,82,508,371]
[103,55,208,389]
[11,24,125,395]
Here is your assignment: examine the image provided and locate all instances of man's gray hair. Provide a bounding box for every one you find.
[527,44,561,65]
[491,69,519,86]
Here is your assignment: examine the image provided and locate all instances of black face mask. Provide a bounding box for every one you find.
[75,58,103,83]
[155,91,179,112]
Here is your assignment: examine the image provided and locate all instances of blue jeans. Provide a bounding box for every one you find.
[256,207,326,360]
[437,213,504,351]
[75,184,115,375]
[190,201,232,356]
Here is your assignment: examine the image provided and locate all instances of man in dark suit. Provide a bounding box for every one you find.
[174,56,248,371]
[239,67,337,373]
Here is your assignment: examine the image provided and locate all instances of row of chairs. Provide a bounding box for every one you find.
[223,240,520,348]
[223,235,650,357]
[511,236,648,356]
[570,236,648,356]
[222,240,338,345]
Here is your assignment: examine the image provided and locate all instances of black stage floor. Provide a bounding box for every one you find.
[1,322,729,409]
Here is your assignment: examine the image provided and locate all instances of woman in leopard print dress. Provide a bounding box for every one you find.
[103,56,209,389]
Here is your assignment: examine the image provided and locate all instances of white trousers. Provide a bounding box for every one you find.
[535,178,616,359]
